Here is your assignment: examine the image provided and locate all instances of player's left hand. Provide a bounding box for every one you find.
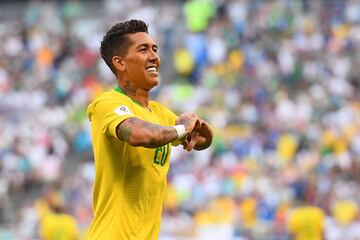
[181,119,213,151]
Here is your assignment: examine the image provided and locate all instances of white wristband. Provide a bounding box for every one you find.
[174,125,186,140]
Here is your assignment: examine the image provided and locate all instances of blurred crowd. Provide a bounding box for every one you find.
[1,0,360,239]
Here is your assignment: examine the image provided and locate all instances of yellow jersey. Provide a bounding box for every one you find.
[87,87,177,239]
[39,211,78,240]
[332,200,358,225]
[288,206,325,240]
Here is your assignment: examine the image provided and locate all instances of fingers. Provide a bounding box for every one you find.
[177,114,212,151]
[197,120,213,138]
[181,135,190,150]
[187,131,199,151]
[194,119,201,129]
[176,114,200,133]
[182,131,199,152]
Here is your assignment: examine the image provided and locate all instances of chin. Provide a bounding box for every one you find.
[144,80,159,91]
[150,78,159,87]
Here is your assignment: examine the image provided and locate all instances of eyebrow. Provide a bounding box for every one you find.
[136,43,158,49]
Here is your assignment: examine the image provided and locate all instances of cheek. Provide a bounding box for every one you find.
[126,60,143,75]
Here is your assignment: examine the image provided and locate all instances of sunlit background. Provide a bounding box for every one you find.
[1,0,360,239]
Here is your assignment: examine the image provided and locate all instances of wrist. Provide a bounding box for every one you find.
[173,124,187,140]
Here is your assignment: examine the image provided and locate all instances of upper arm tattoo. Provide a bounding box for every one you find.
[116,118,136,141]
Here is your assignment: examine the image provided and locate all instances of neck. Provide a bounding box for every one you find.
[117,80,150,107]
[131,89,150,107]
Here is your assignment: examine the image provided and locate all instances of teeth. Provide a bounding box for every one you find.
[147,67,157,72]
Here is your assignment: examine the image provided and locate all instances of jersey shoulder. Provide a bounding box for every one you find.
[87,89,132,120]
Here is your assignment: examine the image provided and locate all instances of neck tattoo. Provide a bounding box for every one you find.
[123,80,137,96]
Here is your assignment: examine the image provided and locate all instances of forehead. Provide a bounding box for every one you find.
[127,32,156,47]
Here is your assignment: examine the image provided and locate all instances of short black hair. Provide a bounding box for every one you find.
[100,19,149,74]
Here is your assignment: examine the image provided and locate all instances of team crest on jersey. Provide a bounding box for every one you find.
[114,105,132,116]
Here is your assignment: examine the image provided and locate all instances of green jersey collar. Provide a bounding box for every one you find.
[114,85,145,108]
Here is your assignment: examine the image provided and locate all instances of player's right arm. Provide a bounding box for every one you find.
[116,113,198,148]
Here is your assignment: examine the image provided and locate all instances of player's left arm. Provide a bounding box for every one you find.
[182,119,213,151]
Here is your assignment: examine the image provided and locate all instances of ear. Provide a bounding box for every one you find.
[112,56,125,72]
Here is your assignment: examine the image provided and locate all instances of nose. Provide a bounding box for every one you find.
[149,50,160,63]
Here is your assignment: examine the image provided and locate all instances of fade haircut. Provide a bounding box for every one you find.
[100,19,149,74]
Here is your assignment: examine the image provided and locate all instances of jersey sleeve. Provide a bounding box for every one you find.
[88,96,135,139]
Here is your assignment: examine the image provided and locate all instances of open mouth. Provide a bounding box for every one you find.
[146,66,158,73]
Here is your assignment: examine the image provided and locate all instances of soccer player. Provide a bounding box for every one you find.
[287,182,325,240]
[38,190,79,240]
[86,19,213,239]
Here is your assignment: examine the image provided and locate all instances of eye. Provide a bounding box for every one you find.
[139,48,146,52]
[153,47,158,53]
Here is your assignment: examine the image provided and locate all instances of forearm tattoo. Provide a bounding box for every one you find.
[141,121,177,148]
[117,118,178,148]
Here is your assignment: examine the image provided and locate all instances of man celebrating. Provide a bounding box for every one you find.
[87,19,213,239]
